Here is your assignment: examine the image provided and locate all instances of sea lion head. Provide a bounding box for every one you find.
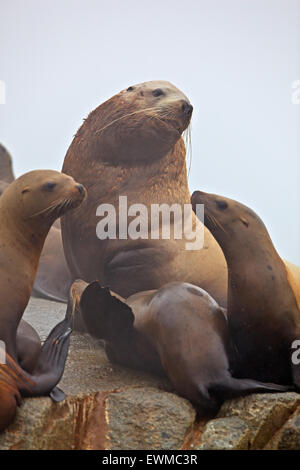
[1,170,86,227]
[191,190,266,241]
[77,80,193,166]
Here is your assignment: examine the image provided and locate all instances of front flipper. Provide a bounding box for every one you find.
[20,312,72,398]
[79,281,135,341]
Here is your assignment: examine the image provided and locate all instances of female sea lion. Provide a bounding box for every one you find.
[67,280,290,416]
[0,170,86,431]
[61,81,228,307]
[0,145,72,303]
[191,190,300,388]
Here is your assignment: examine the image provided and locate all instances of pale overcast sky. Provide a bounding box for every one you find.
[1,0,300,263]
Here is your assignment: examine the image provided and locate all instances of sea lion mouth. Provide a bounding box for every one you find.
[158,116,186,136]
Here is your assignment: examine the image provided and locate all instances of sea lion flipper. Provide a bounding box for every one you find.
[79,281,135,341]
[23,313,72,397]
[49,386,66,402]
[211,376,293,399]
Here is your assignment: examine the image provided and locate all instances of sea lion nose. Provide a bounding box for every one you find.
[181,101,193,116]
[76,184,85,195]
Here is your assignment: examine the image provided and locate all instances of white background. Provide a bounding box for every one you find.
[1,0,299,263]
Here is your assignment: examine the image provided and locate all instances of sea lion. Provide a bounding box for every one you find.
[61,81,228,307]
[0,180,9,197]
[0,170,86,432]
[0,179,71,302]
[0,144,14,183]
[32,224,73,303]
[0,144,71,303]
[191,190,300,388]
[68,280,290,415]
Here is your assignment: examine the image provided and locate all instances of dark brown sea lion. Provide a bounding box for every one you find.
[68,280,290,415]
[191,190,300,388]
[0,144,14,183]
[0,170,86,432]
[61,81,228,307]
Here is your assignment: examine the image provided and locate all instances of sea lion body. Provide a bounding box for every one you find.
[71,280,290,415]
[0,144,14,183]
[0,170,86,431]
[191,190,300,387]
[32,224,72,303]
[62,81,228,306]
[0,181,9,197]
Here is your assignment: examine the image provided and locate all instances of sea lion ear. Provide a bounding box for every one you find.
[21,187,30,194]
[240,216,249,227]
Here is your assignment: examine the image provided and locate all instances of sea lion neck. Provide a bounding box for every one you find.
[0,193,54,263]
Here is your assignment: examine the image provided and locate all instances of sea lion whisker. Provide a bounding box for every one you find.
[183,124,192,179]
[210,213,228,236]
[28,198,65,218]
[205,213,217,229]
[95,107,160,135]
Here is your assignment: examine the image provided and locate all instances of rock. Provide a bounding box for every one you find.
[1,297,300,450]
[266,407,300,450]
[196,417,250,450]
[0,297,193,450]
[104,388,196,450]
[217,392,300,449]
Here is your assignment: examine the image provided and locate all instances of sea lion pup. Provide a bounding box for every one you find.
[0,144,14,183]
[68,280,290,415]
[191,190,300,388]
[61,80,228,307]
[0,170,86,430]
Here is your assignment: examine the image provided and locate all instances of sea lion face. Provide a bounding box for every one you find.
[2,170,86,223]
[191,190,262,239]
[89,80,193,165]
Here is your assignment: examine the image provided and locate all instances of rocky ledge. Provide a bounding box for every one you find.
[0,298,300,450]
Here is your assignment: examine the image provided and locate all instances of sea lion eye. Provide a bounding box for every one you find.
[240,217,249,227]
[43,182,57,191]
[216,200,228,210]
[152,88,164,97]
[127,86,134,91]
